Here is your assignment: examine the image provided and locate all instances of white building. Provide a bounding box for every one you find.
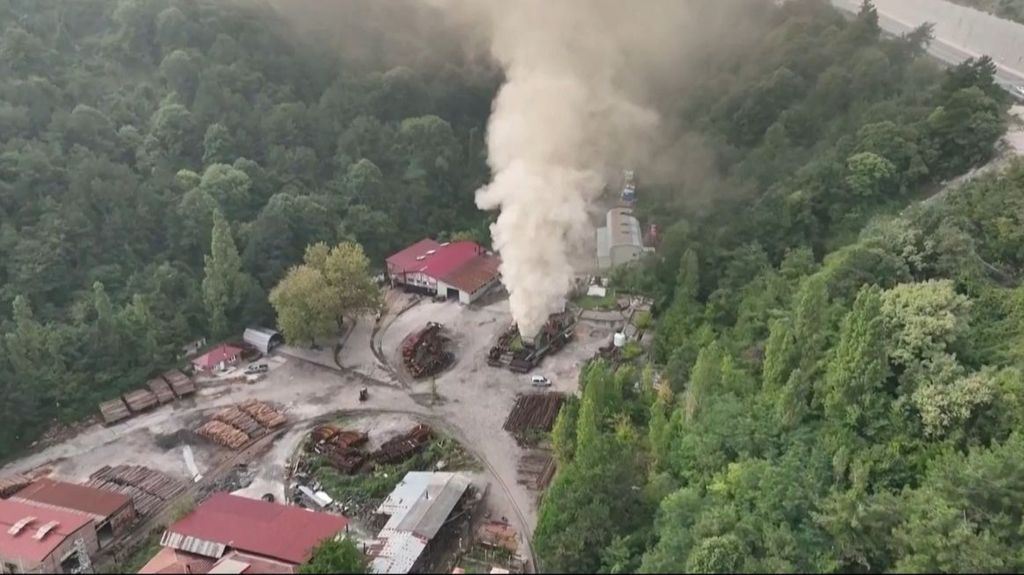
[597,208,651,270]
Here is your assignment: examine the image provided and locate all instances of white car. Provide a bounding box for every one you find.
[530,374,551,387]
[1014,85,1024,99]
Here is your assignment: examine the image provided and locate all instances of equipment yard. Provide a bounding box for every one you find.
[0,290,612,571]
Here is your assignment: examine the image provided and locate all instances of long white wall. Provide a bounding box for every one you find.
[830,0,1024,83]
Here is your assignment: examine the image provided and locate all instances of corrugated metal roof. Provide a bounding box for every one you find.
[370,472,471,574]
[0,499,92,562]
[12,478,132,521]
[193,345,244,370]
[440,254,501,294]
[369,531,427,575]
[243,327,283,354]
[387,240,486,282]
[606,208,643,248]
[137,547,217,574]
[164,493,347,564]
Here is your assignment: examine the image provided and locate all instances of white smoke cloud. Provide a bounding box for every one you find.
[431,0,756,336]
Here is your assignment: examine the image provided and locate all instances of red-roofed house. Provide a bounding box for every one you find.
[191,345,244,374]
[138,493,348,574]
[386,239,501,304]
[0,498,99,574]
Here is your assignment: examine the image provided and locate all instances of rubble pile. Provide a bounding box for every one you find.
[488,312,577,373]
[309,424,370,475]
[402,322,454,379]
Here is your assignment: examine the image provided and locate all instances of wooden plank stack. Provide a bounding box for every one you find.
[161,370,196,397]
[86,465,186,517]
[147,378,175,404]
[122,389,159,413]
[99,398,131,425]
[503,393,565,440]
[0,474,32,498]
[197,420,250,450]
[238,399,287,429]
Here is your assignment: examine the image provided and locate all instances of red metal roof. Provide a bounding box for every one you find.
[166,493,348,565]
[441,254,501,294]
[386,240,488,282]
[0,498,93,563]
[193,345,244,370]
[12,478,132,520]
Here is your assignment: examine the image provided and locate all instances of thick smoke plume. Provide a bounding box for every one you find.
[435,0,749,336]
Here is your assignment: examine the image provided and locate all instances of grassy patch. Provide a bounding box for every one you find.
[632,310,653,330]
[112,528,163,574]
[575,288,618,311]
[312,434,478,509]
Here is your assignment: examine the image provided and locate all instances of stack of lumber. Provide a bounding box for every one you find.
[0,474,32,498]
[197,420,250,449]
[147,378,175,404]
[161,370,196,397]
[213,407,265,439]
[373,424,432,464]
[238,399,287,429]
[99,398,131,425]
[503,393,565,438]
[122,389,159,413]
[86,465,186,516]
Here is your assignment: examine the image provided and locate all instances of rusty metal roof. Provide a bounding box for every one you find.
[0,499,92,562]
[163,493,348,564]
[440,254,501,294]
[12,478,132,521]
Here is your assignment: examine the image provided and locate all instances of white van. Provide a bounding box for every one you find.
[531,375,551,387]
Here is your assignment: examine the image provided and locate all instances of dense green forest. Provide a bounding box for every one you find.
[949,0,1024,23]
[0,0,497,455]
[535,2,1024,573]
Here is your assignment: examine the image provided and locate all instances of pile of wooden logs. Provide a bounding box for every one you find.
[147,378,175,404]
[517,451,556,491]
[122,389,159,413]
[373,424,432,464]
[503,393,565,441]
[86,465,186,517]
[162,370,196,397]
[213,407,266,439]
[239,399,287,429]
[99,399,131,425]
[195,401,287,450]
[197,420,250,449]
[402,323,454,379]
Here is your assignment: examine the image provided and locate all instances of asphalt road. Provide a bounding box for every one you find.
[829,0,1024,89]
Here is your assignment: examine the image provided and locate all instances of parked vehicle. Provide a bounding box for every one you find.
[359,387,369,401]
[245,363,268,374]
[530,374,551,387]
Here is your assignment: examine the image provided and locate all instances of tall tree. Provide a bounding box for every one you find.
[202,211,245,338]
[300,538,368,574]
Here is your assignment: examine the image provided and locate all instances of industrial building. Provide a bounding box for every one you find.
[386,240,501,304]
[596,208,652,270]
[0,498,99,574]
[11,479,136,547]
[243,327,284,355]
[138,493,348,574]
[369,472,472,574]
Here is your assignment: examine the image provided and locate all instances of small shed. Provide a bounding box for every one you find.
[122,389,159,413]
[147,378,175,404]
[99,398,131,425]
[162,370,196,397]
[243,327,284,355]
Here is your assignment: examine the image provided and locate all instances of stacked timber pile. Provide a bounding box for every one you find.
[147,378,175,404]
[195,401,287,450]
[402,322,454,378]
[162,370,196,397]
[99,398,131,425]
[373,424,432,464]
[213,407,266,439]
[517,451,556,491]
[122,389,159,413]
[0,474,32,498]
[197,420,250,449]
[309,424,370,475]
[503,393,565,443]
[86,465,185,517]
[239,399,287,429]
